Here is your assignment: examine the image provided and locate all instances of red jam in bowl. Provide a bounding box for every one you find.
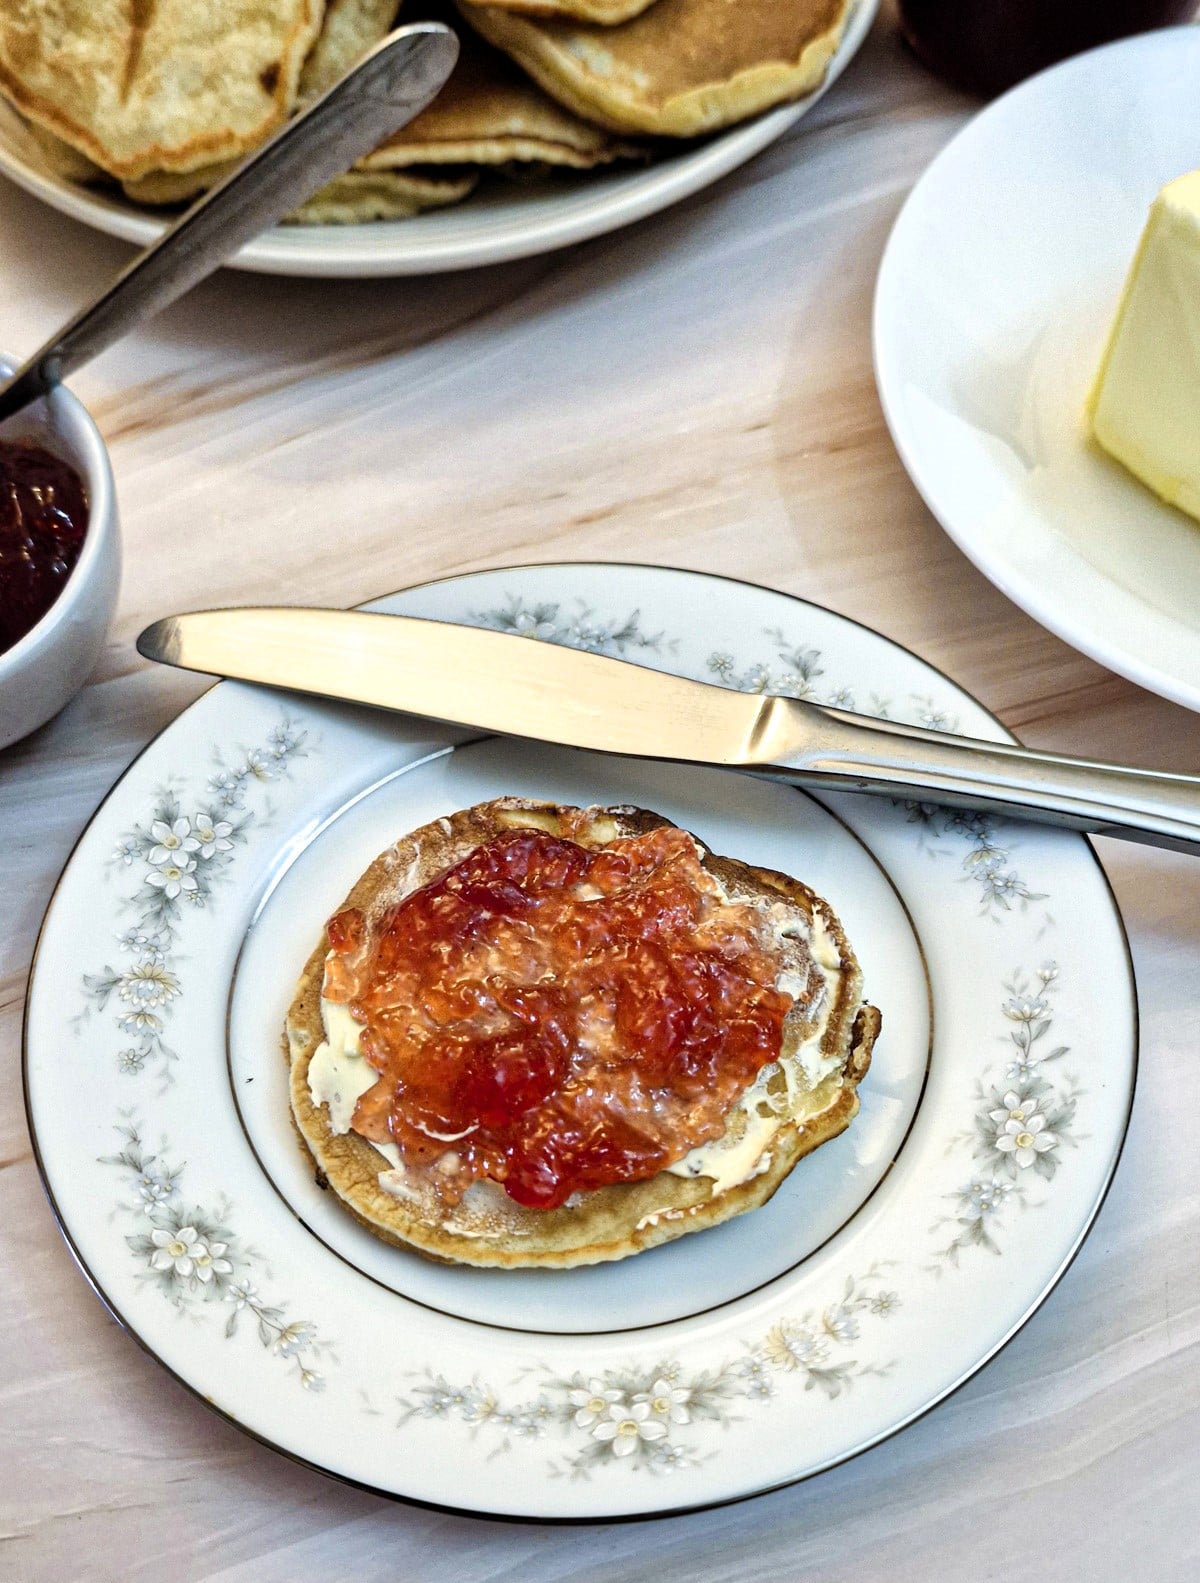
[0,440,90,655]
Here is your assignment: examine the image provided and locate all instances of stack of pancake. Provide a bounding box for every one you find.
[0,0,854,223]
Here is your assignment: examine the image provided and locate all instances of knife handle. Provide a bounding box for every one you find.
[769,704,1200,856]
[0,24,458,425]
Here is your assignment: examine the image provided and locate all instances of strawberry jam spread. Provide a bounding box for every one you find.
[0,441,89,654]
[323,825,796,1211]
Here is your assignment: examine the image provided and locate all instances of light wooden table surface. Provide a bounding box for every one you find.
[3,8,1198,1579]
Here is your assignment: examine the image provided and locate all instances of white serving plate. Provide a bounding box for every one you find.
[0,1,877,279]
[25,563,1135,1519]
[875,26,1200,712]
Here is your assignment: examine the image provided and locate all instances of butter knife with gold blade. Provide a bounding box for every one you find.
[137,606,1200,856]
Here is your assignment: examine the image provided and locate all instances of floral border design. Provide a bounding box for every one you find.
[102,1118,333,1390]
[470,604,1046,922]
[81,715,333,1391]
[79,718,307,1086]
[707,627,898,720]
[932,964,1082,1267]
[57,597,1092,1471]
[901,805,1048,918]
[471,597,674,659]
[388,1270,899,1478]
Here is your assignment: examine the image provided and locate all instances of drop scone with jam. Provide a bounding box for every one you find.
[284,798,880,1268]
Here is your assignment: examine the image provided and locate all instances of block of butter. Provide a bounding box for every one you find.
[1088,170,1200,522]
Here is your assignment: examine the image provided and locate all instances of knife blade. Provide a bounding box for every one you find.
[137,606,1200,856]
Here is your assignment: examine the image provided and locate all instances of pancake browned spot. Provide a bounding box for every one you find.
[120,0,158,102]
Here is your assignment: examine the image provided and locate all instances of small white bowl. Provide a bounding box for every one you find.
[0,362,120,750]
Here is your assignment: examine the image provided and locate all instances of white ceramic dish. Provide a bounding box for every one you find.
[0,362,120,750]
[25,564,1135,1519]
[0,1,877,280]
[874,26,1200,713]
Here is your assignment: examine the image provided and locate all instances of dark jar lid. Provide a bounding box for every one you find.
[898,0,1198,98]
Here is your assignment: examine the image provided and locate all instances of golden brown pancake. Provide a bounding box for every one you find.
[457,0,853,137]
[0,0,324,179]
[364,23,645,170]
[284,798,879,1269]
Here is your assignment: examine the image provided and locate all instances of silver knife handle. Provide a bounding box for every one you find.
[773,704,1200,855]
[0,23,457,422]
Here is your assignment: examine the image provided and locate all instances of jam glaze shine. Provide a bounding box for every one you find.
[323,826,800,1211]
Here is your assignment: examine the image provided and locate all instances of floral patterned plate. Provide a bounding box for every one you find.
[24,564,1136,1520]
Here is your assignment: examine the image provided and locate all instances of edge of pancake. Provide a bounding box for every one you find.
[287,167,478,222]
[363,132,640,168]
[298,0,402,102]
[121,162,477,218]
[457,0,852,137]
[458,0,659,24]
[283,798,879,1269]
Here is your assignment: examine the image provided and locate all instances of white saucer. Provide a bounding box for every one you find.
[874,27,1200,712]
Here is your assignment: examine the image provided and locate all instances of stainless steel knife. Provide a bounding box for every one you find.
[137,606,1200,856]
